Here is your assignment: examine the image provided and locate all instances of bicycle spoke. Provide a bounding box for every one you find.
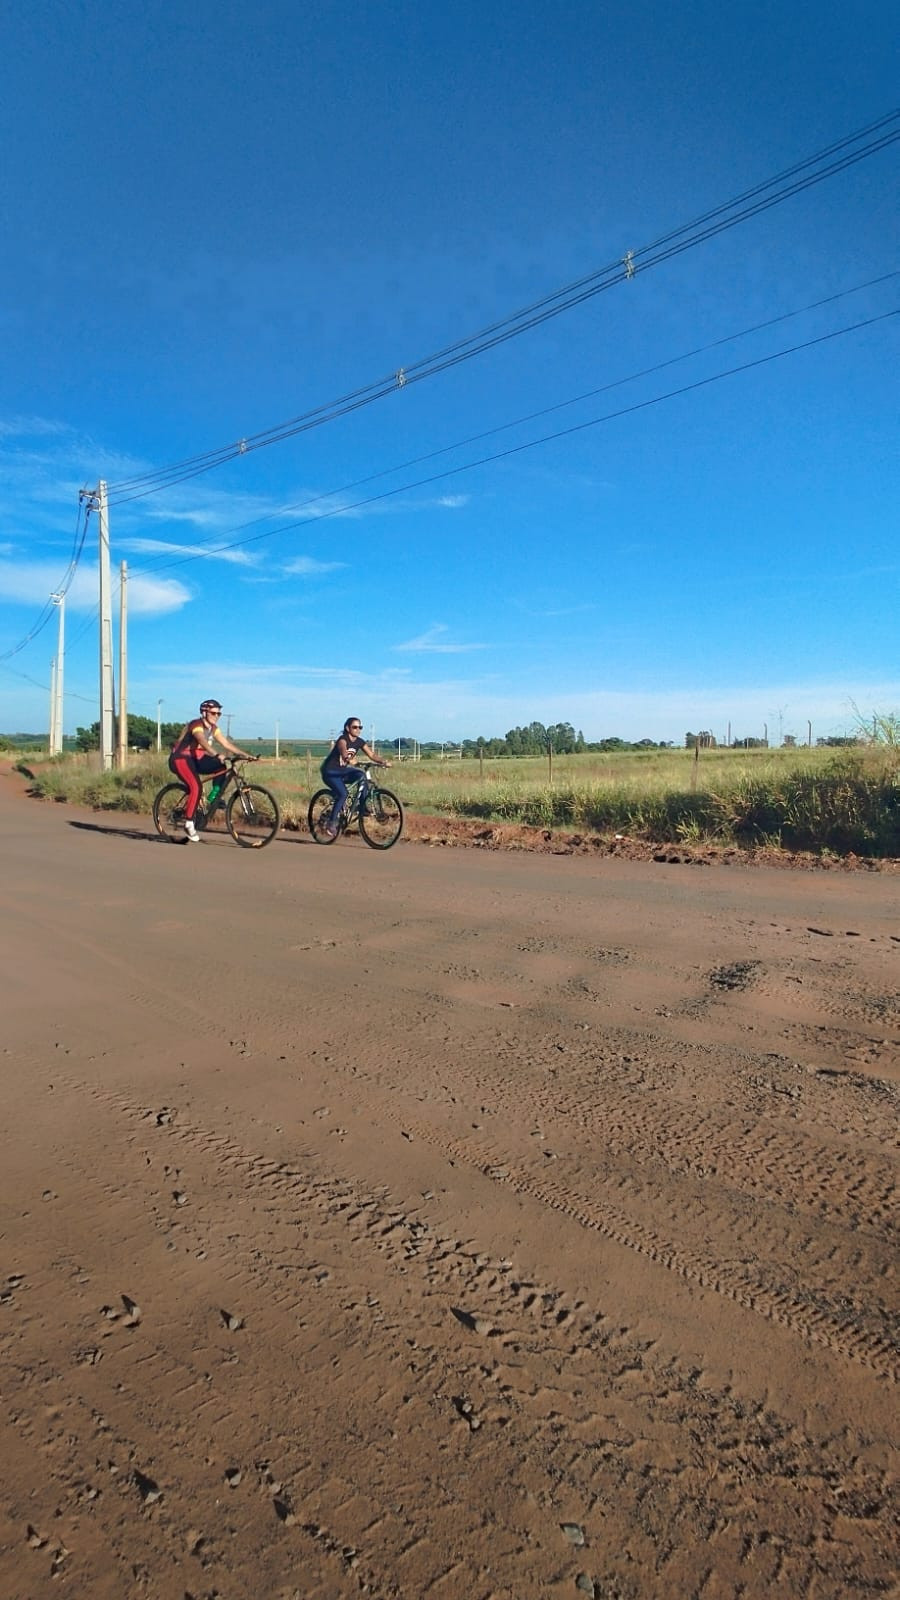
[308,789,341,843]
[359,787,404,850]
[152,783,190,841]
[226,785,280,848]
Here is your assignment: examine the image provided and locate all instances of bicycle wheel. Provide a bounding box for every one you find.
[225,785,280,848]
[152,782,189,840]
[308,788,341,844]
[359,787,404,850]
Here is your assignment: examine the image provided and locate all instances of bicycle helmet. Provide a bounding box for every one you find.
[200,699,222,713]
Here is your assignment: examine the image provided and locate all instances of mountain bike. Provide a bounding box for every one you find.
[152,758,280,848]
[307,765,404,850]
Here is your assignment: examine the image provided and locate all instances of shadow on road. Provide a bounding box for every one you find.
[68,820,179,843]
[66,820,313,847]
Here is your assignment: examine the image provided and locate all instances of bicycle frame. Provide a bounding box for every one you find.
[338,766,373,828]
[196,763,236,821]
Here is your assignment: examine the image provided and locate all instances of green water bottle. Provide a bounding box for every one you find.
[208,780,222,806]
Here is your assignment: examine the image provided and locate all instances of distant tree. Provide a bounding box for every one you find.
[75,715,181,752]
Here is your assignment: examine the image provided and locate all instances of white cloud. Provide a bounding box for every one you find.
[282,556,347,576]
[122,668,900,746]
[0,559,190,616]
[436,494,470,508]
[118,536,257,567]
[0,416,74,440]
[393,624,486,655]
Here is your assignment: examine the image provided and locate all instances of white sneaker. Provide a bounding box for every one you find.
[183,819,201,842]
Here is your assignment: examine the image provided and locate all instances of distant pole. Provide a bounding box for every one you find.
[96,481,115,770]
[50,592,65,754]
[763,722,768,747]
[548,741,553,784]
[727,720,731,747]
[226,714,232,737]
[49,657,58,753]
[157,699,163,752]
[808,720,812,747]
[275,721,280,759]
[116,561,128,767]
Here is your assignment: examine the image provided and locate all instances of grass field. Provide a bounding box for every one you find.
[15,741,900,857]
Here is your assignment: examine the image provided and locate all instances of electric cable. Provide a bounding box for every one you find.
[119,305,900,582]
[117,270,900,581]
[102,111,899,504]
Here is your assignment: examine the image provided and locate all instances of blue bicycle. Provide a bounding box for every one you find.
[307,765,404,850]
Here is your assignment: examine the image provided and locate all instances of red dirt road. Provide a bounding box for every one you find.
[0,768,897,1599]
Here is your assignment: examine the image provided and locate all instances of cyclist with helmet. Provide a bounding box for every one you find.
[320,716,390,838]
[169,700,254,842]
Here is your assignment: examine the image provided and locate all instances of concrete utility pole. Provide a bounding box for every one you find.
[116,561,128,768]
[50,592,65,754]
[275,721,280,759]
[157,699,163,752]
[90,481,115,770]
[49,658,58,753]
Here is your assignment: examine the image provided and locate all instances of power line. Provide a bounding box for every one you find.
[118,305,899,581]
[0,495,92,664]
[113,271,899,581]
[27,282,900,665]
[103,110,899,505]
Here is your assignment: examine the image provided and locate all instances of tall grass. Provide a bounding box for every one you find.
[17,745,900,856]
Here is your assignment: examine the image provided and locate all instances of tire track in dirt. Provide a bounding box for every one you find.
[30,1074,900,1598]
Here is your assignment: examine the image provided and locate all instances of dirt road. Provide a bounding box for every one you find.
[0,768,897,1599]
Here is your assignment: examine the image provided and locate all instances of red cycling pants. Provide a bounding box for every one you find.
[168,752,227,820]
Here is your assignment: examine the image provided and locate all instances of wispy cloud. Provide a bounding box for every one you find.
[0,415,74,440]
[393,624,486,655]
[118,536,257,568]
[282,556,347,576]
[436,494,470,508]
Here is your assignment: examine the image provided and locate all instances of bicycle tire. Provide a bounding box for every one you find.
[308,788,341,844]
[152,782,190,840]
[359,786,404,850]
[225,785,280,848]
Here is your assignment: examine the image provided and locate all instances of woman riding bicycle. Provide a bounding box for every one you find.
[169,699,254,842]
[320,717,390,839]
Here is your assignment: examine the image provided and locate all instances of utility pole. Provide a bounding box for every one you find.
[157,699,163,753]
[116,561,128,767]
[81,482,115,770]
[49,658,58,753]
[50,592,65,754]
[275,721,280,759]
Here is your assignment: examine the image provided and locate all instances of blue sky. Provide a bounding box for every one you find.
[1,0,897,745]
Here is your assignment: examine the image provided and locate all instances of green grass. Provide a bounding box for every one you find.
[17,745,900,857]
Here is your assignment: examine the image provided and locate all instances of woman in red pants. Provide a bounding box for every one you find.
[169,699,253,842]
